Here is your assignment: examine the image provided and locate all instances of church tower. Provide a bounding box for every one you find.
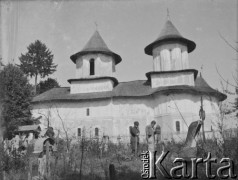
[69,31,121,94]
[144,19,197,88]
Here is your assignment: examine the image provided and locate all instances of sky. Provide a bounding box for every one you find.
[2,0,238,97]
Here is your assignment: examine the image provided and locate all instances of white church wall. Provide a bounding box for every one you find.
[95,54,115,76]
[160,49,171,71]
[111,97,154,142]
[153,93,221,141]
[32,93,221,143]
[152,42,188,71]
[32,97,155,142]
[181,49,189,69]
[150,71,194,88]
[153,54,161,71]
[70,78,114,93]
[75,53,115,78]
[32,99,113,139]
[172,47,182,70]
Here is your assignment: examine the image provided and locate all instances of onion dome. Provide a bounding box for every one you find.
[70,31,122,64]
[144,20,196,55]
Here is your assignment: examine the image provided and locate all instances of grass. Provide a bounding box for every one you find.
[1,137,238,180]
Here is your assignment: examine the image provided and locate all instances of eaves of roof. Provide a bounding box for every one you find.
[32,78,227,104]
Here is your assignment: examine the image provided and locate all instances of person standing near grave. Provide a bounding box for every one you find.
[145,121,156,152]
[130,121,140,154]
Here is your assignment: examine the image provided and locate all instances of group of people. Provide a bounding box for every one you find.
[130,120,161,154]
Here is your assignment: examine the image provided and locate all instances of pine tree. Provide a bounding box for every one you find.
[0,64,33,138]
[19,40,57,93]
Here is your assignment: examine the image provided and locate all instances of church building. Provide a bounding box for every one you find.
[32,19,226,142]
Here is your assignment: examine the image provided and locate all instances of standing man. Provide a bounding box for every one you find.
[145,121,156,152]
[130,121,140,154]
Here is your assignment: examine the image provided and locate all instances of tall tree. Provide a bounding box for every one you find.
[19,40,57,93]
[0,64,33,138]
[0,57,4,71]
[218,34,238,117]
[0,58,3,142]
[36,78,60,94]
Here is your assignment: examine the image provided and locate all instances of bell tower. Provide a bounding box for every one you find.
[69,31,121,94]
[144,18,197,88]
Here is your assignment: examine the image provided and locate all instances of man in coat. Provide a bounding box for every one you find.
[130,121,140,154]
[145,120,156,152]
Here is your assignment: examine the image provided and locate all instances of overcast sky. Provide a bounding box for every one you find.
[8,0,238,95]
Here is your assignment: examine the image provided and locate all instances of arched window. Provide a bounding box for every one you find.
[95,127,99,137]
[89,59,95,75]
[86,108,90,116]
[176,121,180,132]
[77,128,81,137]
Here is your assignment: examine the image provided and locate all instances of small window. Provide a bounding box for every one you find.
[89,59,95,75]
[77,128,81,137]
[176,121,180,132]
[87,108,90,116]
[95,127,99,136]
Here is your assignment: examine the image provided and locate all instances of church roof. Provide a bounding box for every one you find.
[70,31,122,64]
[32,77,226,103]
[195,75,220,94]
[144,20,196,55]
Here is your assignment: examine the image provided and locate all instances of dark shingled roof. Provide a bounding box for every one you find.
[144,20,196,55]
[32,76,226,103]
[68,76,119,86]
[70,31,122,65]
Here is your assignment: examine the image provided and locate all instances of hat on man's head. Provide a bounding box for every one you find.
[151,120,156,125]
[134,121,139,126]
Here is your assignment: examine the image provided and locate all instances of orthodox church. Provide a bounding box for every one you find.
[32,19,226,142]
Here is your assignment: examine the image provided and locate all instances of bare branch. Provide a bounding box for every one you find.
[219,32,238,52]
[169,95,189,128]
[232,72,238,85]
[55,106,70,151]
[37,110,50,127]
[215,65,237,88]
